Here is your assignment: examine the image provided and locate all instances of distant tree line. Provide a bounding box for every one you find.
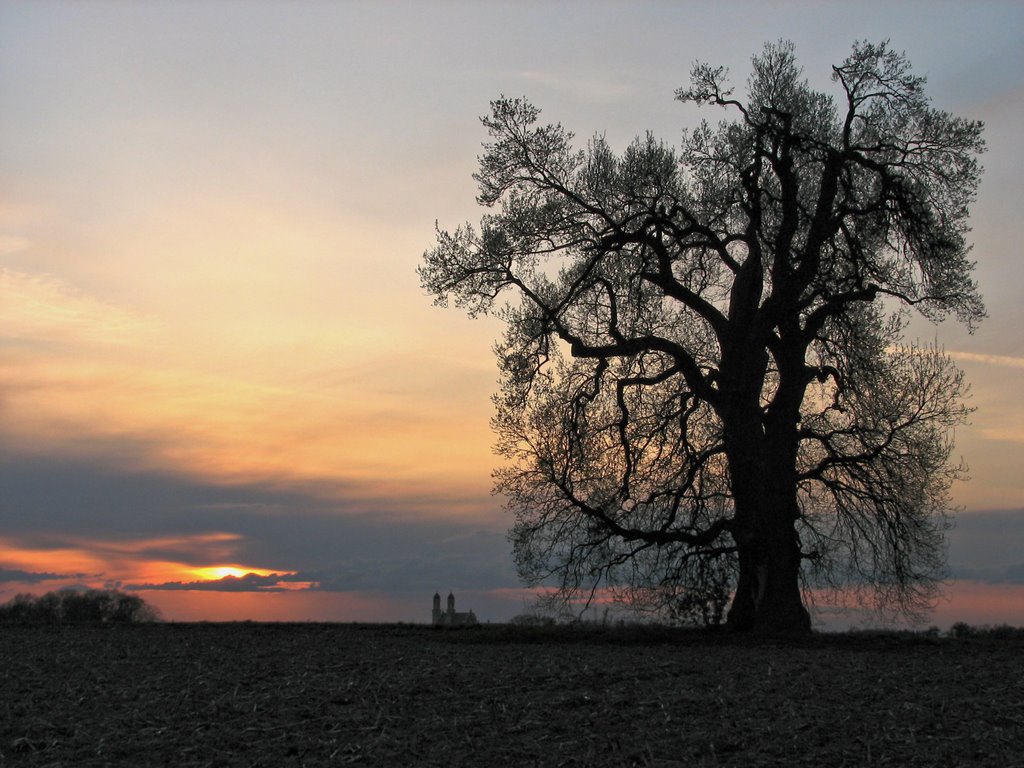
[0,588,159,624]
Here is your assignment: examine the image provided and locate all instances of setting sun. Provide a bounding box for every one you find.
[190,566,287,581]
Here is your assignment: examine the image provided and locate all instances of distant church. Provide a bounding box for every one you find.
[432,592,478,627]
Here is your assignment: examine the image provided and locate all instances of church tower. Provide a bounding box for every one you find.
[431,591,478,627]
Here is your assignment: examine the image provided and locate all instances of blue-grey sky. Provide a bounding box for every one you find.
[1,0,1022,626]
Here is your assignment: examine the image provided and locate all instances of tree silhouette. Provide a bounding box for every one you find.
[0,588,159,623]
[420,41,984,634]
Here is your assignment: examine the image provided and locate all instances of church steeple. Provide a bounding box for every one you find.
[431,591,477,626]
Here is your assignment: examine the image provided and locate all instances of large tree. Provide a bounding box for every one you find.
[420,41,984,633]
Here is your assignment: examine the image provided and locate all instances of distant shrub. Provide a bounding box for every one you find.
[950,621,975,639]
[980,624,1024,639]
[509,612,557,627]
[949,622,1024,640]
[0,588,160,624]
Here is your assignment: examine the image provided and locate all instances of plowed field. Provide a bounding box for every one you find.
[2,623,1022,766]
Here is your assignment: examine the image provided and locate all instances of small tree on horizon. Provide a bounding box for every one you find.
[420,41,984,634]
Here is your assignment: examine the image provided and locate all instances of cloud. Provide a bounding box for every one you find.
[125,572,316,593]
[0,266,152,348]
[0,452,515,600]
[951,563,1024,585]
[0,568,84,585]
[0,451,499,551]
[517,70,633,104]
[0,235,30,255]
[122,537,520,594]
[0,263,496,508]
[977,428,1024,445]
[947,509,1024,583]
[948,350,1024,369]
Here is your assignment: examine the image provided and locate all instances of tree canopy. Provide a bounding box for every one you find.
[420,41,985,633]
[0,588,160,624]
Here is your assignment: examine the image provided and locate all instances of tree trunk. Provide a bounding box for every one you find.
[726,510,811,634]
[717,328,812,634]
[721,405,811,635]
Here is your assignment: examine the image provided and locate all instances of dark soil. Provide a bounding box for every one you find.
[2,623,1022,766]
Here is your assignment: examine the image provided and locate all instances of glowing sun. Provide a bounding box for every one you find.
[191,565,283,581]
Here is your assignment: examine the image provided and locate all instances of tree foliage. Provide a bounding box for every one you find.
[0,588,160,624]
[420,41,984,633]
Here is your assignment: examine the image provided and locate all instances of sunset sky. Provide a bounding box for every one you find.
[2,1,1022,628]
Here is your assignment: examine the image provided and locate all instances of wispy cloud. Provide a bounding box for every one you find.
[948,509,1024,582]
[0,259,496,517]
[948,350,1024,369]
[0,532,280,590]
[0,568,84,585]
[0,235,30,255]
[951,563,1024,585]
[517,70,633,104]
[0,267,152,348]
[125,572,315,593]
[977,428,1024,445]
